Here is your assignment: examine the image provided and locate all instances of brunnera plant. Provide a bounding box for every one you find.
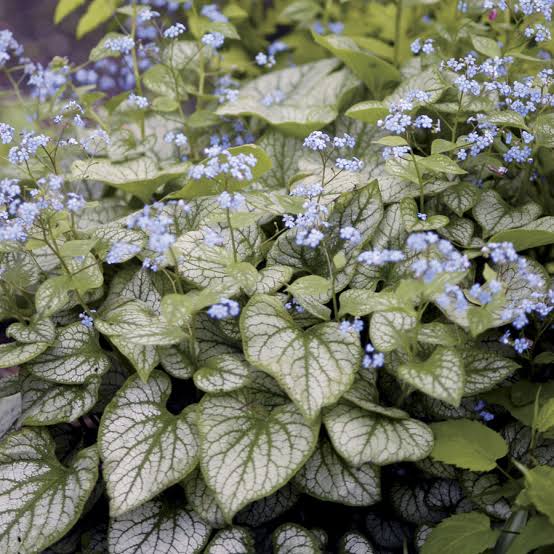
[0,0,553,552]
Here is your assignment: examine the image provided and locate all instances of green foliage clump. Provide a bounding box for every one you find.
[0,0,554,552]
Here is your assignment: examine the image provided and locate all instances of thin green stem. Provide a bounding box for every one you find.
[226,207,238,263]
[322,242,339,320]
[394,0,403,67]
[131,0,145,140]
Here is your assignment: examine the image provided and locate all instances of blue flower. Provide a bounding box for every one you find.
[164,23,186,39]
[208,298,240,319]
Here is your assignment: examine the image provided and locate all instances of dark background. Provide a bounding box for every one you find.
[0,0,97,65]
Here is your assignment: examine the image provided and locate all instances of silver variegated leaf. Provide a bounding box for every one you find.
[390,482,447,525]
[254,265,295,295]
[159,343,195,380]
[0,341,50,369]
[396,347,464,406]
[182,468,226,529]
[462,350,519,395]
[193,353,251,393]
[339,532,376,554]
[324,402,434,465]
[241,294,361,419]
[460,471,512,520]
[370,311,416,352]
[99,371,199,516]
[96,300,185,346]
[108,499,210,554]
[294,438,380,506]
[365,512,411,550]
[217,59,359,137]
[6,318,56,344]
[26,323,110,384]
[473,190,541,237]
[198,390,318,521]
[204,527,255,554]
[235,483,299,526]
[272,523,322,554]
[20,370,100,426]
[109,335,159,381]
[0,428,98,554]
[258,130,303,189]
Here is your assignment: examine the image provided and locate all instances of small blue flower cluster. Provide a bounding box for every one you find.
[473,399,494,422]
[357,248,405,266]
[0,29,23,69]
[363,343,385,369]
[188,147,258,181]
[407,232,471,282]
[202,32,225,49]
[411,38,435,55]
[163,23,187,39]
[217,191,245,211]
[104,36,135,54]
[312,21,344,35]
[376,90,439,135]
[124,202,183,270]
[0,175,85,243]
[214,75,240,103]
[339,318,364,334]
[201,4,228,22]
[208,298,240,319]
[284,184,328,248]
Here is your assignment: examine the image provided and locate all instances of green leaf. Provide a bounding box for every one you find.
[536,398,554,433]
[397,347,464,406]
[204,527,255,554]
[339,289,416,318]
[506,516,554,554]
[518,465,554,524]
[72,158,189,201]
[143,64,188,100]
[193,353,251,393]
[198,390,318,521]
[294,438,380,506]
[181,468,225,528]
[324,402,434,465]
[108,499,211,554]
[418,154,467,175]
[99,371,199,516]
[532,113,554,147]
[0,428,99,553]
[471,35,501,58]
[273,523,322,553]
[313,33,400,96]
[27,323,110,384]
[241,295,361,419]
[430,419,508,471]
[76,0,121,38]
[20,371,100,426]
[421,512,500,554]
[0,341,50,368]
[54,0,86,23]
[345,100,389,124]
[490,217,554,251]
[217,59,360,137]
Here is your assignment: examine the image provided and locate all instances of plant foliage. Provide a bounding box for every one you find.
[0,0,554,552]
